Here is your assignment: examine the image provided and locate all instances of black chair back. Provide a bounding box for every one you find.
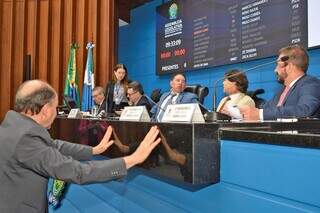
[184,84,209,104]
[247,88,266,108]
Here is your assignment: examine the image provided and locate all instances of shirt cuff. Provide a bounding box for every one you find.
[259,109,264,121]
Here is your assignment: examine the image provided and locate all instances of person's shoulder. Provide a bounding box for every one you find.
[183,91,198,98]
[242,94,255,104]
[242,93,254,100]
[141,95,149,102]
[308,75,320,82]
[300,75,320,85]
[106,81,115,87]
[160,91,170,98]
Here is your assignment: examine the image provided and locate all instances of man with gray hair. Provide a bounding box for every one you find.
[92,86,106,114]
[0,80,160,212]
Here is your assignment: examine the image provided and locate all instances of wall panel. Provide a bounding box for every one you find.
[0,1,14,117]
[0,0,118,120]
[12,1,26,97]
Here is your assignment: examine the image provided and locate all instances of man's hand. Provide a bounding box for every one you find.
[123,126,161,169]
[112,127,130,153]
[239,106,260,121]
[92,126,114,155]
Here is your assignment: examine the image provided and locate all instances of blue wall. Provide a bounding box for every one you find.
[50,142,320,212]
[118,0,320,110]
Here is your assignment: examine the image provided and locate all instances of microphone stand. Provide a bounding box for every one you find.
[105,83,110,118]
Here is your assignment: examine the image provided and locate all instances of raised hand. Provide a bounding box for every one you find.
[92,126,114,155]
[123,126,161,169]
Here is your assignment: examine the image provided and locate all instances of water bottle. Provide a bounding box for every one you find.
[91,105,98,116]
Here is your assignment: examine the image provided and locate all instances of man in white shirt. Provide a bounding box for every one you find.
[217,69,255,119]
[92,86,106,114]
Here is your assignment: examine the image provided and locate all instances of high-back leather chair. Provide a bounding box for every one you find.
[150,88,162,103]
[247,88,266,108]
[184,84,209,104]
[150,84,209,104]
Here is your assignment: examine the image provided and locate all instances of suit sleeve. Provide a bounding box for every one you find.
[105,82,114,113]
[15,129,127,184]
[263,80,320,120]
[190,93,199,103]
[182,92,198,103]
[53,139,92,161]
[261,92,279,110]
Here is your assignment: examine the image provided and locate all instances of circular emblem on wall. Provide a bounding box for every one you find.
[169,3,178,20]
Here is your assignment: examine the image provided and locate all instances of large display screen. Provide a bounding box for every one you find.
[156,0,316,75]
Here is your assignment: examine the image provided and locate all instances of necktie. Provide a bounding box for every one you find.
[157,94,176,122]
[218,96,231,112]
[277,86,290,106]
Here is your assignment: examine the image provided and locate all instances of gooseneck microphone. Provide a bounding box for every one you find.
[105,83,111,116]
[212,56,289,111]
[143,94,166,112]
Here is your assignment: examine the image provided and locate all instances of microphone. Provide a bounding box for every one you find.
[145,93,179,122]
[104,83,111,117]
[212,56,289,111]
[143,94,166,112]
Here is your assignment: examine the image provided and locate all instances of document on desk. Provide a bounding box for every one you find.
[227,105,243,119]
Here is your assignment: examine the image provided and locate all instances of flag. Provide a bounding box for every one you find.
[48,179,66,209]
[64,43,80,108]
[81,42,95,111]
[49,43,80,208]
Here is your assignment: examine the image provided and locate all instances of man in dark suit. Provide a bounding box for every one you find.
[127,81,154,112]
[92,86,106,114]
[240,45,320,120]
[150,73,198,122]
[0,80,160,213]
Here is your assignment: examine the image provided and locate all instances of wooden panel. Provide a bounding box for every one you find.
[83,0,98,92]
[12,1,26,99]
[97,0,117,86]
[62,0,74,96]
[37,0,49,80]
[75,0,87,95]
[0,1,14,116]
[49,0,63,94]
[25,0,38,80]
[0,0,118,120]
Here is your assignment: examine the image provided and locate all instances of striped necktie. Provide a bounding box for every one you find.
[157,93,176,122]
[218,96,231,112]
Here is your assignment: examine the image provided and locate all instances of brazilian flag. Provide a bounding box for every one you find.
[64,43,80,108]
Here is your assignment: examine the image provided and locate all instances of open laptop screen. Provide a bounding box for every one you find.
[63,95,77,110]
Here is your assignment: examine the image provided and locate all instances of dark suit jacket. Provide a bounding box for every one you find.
[97,99,106,114]
[105,81,129,113]
[150,91,198,121]
[0,111,127,213]
[262,75,320,120]
[105,81,116,113]
[135,95,154,112]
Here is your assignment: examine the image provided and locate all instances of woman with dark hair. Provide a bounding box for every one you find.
[105,64,129,113]
[217,69,255,116]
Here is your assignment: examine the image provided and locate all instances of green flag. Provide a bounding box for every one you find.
[64,43,80,108]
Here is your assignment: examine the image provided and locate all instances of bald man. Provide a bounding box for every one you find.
[0,80,160,213]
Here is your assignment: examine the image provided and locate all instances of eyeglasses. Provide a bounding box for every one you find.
[127,91,138,96]
[93,93,101,98]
